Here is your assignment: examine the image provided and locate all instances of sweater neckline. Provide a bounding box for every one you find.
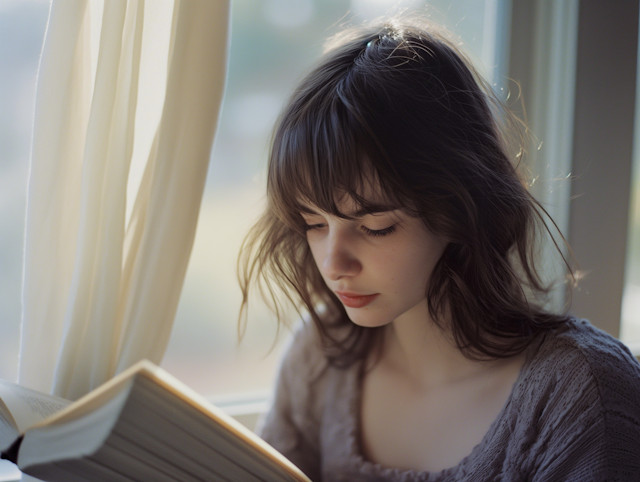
[343,339,541,481]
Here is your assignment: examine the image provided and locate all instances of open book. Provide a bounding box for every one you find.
[0,360,311,482]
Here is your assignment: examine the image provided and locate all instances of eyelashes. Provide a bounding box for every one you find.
[302,223,323,232]
[303,223,397,237]
[361,225,397,237]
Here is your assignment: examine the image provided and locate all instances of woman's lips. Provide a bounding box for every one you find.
[335,291,379,308]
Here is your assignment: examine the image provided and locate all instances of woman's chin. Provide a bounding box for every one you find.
[345,311,393,329]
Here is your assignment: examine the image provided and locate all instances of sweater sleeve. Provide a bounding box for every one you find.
[258,323,328,482]
[526,322,640,482]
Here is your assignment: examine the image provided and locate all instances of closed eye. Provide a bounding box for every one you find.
[362,225,397,237]
[303,223,325,231]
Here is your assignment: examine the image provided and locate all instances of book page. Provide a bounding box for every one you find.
[0,380,71,433]
[0,397,19,451]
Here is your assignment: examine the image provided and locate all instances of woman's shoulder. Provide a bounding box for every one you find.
[552,318,640,409]
[514,317,640,440]
[275,316,358,397]
[258,318,359,473]
[534,317,640,385]
[279,320,329,380]
[504,318,640,478]
[521,318,640,400]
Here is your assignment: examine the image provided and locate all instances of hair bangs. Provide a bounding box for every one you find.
[267,83,407,233]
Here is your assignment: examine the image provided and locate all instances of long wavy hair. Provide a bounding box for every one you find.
[238,18,573,366]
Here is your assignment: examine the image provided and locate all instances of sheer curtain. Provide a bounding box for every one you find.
[19,0,229,410]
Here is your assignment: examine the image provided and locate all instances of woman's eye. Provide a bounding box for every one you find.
[362,225,397,237]
[300,212,325,232]
[303,223,325,232]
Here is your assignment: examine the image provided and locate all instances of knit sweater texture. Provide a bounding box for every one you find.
[259,319,640,481]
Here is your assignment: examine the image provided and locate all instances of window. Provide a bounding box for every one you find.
[0,2,49,478]
[620,33,640,350]
[0,0,50,384]
[560,1,639,345]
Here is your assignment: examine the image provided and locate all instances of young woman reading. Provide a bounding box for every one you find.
[239,18,640,482]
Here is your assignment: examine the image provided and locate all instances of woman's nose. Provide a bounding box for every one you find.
[321,233,362,281]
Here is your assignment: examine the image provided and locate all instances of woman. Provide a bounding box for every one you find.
[239,18,640,481]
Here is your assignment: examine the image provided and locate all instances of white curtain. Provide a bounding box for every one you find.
[19,0,229,407]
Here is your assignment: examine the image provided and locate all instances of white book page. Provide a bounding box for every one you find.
[0,380,70,433]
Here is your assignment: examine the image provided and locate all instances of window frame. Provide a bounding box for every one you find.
[509,0,639,347]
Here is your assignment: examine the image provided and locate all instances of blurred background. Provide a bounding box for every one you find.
[0,0,638,414]
[0,0,509,397]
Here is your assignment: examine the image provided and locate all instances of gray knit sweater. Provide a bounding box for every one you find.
[259,319,640,481]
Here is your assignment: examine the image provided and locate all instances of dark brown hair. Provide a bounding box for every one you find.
[239,18,573,366]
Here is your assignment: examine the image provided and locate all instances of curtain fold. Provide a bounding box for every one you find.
[20,0,229,405]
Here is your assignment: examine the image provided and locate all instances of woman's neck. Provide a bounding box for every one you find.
[361,300,528,473]
[382,300,506,390]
